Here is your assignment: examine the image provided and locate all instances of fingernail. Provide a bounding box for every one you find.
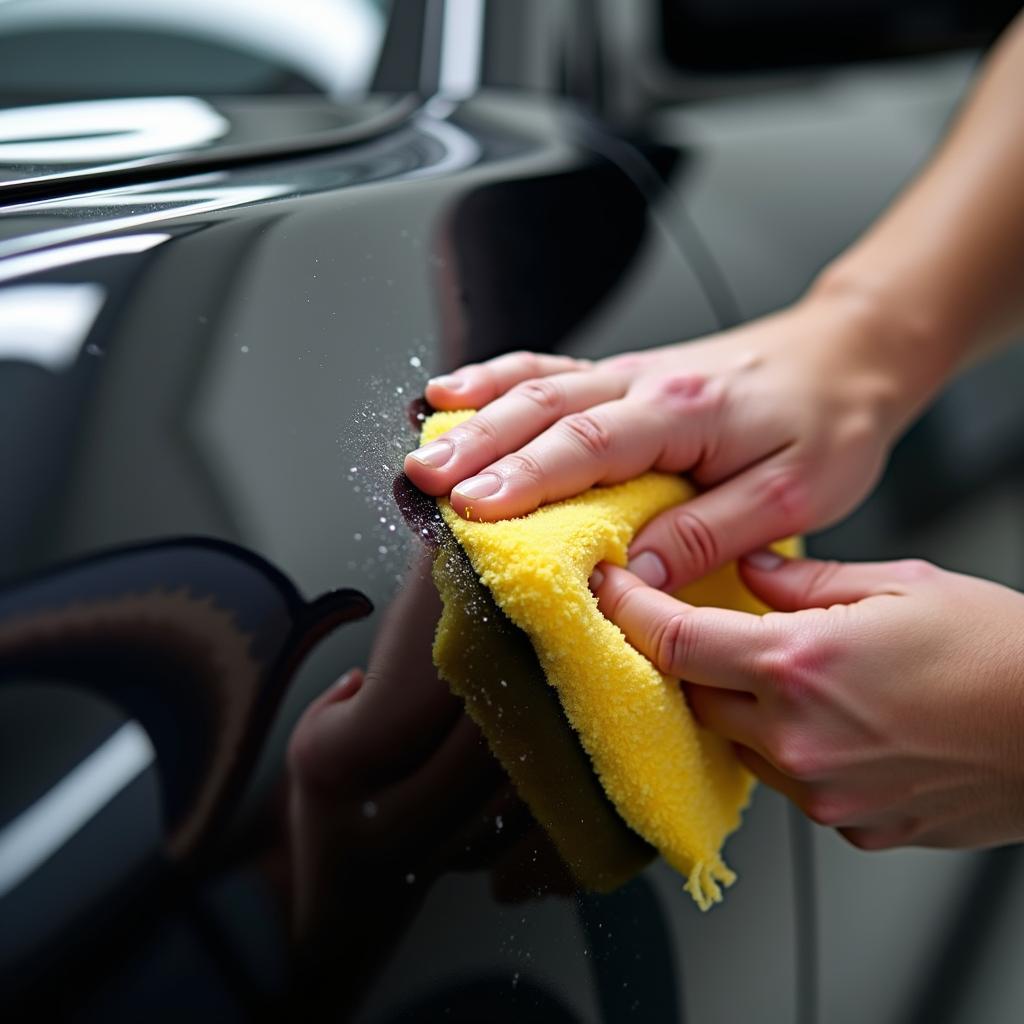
[743,549,784,571]
[628,551,668,589]
[428,374,465,391]
[589,566,605,590]
[409,439,453,469]
[454,473,501,500]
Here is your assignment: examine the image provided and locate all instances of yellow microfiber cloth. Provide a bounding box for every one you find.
[422,409,799,909]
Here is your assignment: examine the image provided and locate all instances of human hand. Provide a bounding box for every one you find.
[590,553,1024,851]
[405,292,916,590]
[286,556,572,930]
[286,563,539,910]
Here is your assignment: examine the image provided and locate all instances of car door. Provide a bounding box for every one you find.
[2,2,1022,1022]
[0,3,737,1020]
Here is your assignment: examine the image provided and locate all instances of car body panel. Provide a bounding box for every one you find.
[2,5,1023,1021]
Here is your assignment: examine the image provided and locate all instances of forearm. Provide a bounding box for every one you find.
[809,12,1024,424]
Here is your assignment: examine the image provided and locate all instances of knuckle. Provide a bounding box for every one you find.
[758,635,827,702]
[893,558,939,584]
[456,415,501,450]
[605,353,645,372]
[835,409,878,449]
[497,451,546,484]
[560,412,613,460]
[505,349,539,369]
[516,351,544,377]
[511,378,565,416]
[758,465,814,532]
[653,611,700,677]
[667,508,720,577]
[656,372,707,406]
[493,350,542,381]
[768,728,822,781]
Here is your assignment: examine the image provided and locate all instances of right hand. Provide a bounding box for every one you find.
[406,290,923,590]
[590,552,1024,851]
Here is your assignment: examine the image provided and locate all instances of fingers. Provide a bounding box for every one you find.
[443,391,714,520]
[739,552,931,611]
[734,745,809,808]
[626,458,812,591]
[381,714,505,850]
[404,370,626,496]
[288,570,464,795]
[592,564,767,692]
[424,351,588,411]
[410,349,728,521]
[738,746,912,845]
[686,685,767,755]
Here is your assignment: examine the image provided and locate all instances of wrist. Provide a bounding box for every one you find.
[800,263,964,437]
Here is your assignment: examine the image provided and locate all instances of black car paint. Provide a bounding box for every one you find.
[0,89,726,1018]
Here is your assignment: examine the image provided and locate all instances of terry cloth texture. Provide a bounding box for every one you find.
[422,409,799,909]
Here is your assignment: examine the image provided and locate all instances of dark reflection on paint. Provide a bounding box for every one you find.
[0,537,371,862]
[432,156,656,369]
[393,470,654,891]
[286,545,580,1019]
[0,89,693,1021]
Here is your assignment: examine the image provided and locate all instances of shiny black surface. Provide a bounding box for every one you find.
[0,0,405,195]
[0,96,417,197]
[0,83,734,1019]
[660,0,1018,70]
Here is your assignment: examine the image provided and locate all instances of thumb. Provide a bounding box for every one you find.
[739,551,920,611]
[627,462,809,591]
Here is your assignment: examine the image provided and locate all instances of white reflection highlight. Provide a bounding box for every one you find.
[0,0,384,99]
[0,232,168,283]
[0,722,155,899]
[0,188,287,261]
[400,116,481,181]
[439,0,485,100]
[0,97,229,164]
[8,188,281,210]
[0,282,105,371]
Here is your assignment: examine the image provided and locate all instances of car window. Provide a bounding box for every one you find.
[0,0,393,101]
[0,0,411,189]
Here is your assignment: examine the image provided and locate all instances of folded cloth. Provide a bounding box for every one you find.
[422,409,799,909]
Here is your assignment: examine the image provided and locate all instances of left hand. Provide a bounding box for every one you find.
[590,552,1024,850]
